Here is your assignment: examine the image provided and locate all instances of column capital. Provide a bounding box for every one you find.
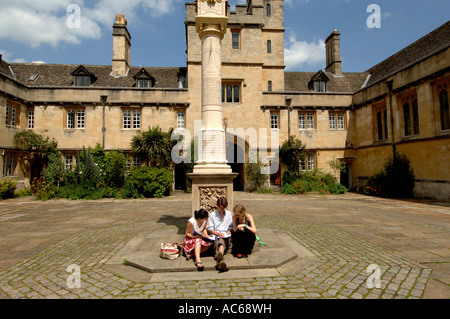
[197,21,227,39]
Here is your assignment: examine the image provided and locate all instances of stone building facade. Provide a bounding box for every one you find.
[0,0,449,200]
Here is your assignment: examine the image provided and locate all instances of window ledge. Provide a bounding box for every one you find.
[400,134,420,142]
[373,139,390,146]
[436,129,450,137]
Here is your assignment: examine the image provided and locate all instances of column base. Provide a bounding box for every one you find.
[187,172,238,215]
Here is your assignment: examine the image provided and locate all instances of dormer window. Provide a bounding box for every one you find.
[308,70,329,93]
[133,68,155,88]
[71,65,96,87]
[138,79,150,88]
[76,75,90,87]
[314,80,327,93]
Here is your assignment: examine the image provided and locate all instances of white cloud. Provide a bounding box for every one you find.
[0,0,181,48]
[284,33,325,70]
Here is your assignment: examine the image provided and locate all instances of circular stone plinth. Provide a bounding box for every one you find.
[106,229,318,282]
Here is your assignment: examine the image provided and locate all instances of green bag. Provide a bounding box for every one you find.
[256,235,267,247]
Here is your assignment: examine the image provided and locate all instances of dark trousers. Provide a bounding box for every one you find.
[231,229,256,256]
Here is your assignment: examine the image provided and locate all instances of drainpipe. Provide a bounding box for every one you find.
[386,81,396,157]
[286,98,292,140]
[100,95,108,150]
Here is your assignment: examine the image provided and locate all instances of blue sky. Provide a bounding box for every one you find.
[0,0,449,73]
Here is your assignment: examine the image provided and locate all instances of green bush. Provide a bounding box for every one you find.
[42,152,64,186]
[30,178,55,201]
[15,188,32,198]
[54,184,121,200]
[279,137,306,177]
[0,179,18,200]
[245,156,268,192]
[365,152,415,198]
[123,166,173,198]
[104,150,126,188]
[281,168,347,195]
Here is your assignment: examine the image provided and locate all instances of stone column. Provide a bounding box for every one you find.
[188,0,237,214]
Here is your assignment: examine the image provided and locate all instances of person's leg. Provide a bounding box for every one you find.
[215,238,226,261]
[243,230,256,256]
[232,231,244,256]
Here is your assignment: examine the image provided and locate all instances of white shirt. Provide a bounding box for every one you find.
[207,209,233,234]
[188,217,207,236]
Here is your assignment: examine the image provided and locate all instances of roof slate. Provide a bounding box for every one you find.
[365,20,450,87]
[7,63,187,89]
[284,71,369,93]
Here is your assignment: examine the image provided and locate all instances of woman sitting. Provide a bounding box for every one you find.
[183,208,212,271]
[231,204,257,258]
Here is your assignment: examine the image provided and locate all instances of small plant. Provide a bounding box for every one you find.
[0,179,18,200]
[30,178,55,201]
[245,156,269,192]
[14,188,32,198]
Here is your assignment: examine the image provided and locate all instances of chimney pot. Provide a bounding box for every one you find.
[325,29,342,76]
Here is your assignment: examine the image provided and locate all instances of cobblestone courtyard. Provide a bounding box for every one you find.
[0,192,449,299]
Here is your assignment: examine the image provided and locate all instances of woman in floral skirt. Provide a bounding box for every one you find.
[183,208,212,271]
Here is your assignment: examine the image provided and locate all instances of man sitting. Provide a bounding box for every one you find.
[208,197,233,272]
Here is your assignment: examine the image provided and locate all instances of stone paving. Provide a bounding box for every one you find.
[0,191,448,299]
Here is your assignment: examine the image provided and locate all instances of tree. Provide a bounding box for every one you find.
[131,126,176,168]
[279,136,307,180]
[13,130,59,181]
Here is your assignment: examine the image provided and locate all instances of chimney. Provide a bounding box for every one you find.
[112,14,131,77]
[325,29,342,76]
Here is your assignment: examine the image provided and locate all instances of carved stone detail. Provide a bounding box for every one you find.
[199,187,227,212]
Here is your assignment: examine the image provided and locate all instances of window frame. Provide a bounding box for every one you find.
[267,40,272,54]
[76,75,90,87]
[266,3,271,17]
[231,31,240,50]
[122,108,141,130]
[64,155,74,171]
[3,153,15,177]
[177,110,186,129]
[315,81,327,93]
[399,90,420,137]
[329,111,346,131]
[307,153,315,171]
[271,112,279,130]
[299,112,315,130]
[28,107,34,129]
[438,81,450,131]
[222,81,242,104]
[65,107,85,129]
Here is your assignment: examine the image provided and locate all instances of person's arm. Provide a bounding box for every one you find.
[208,214,223,237]
[233,216,238,232]
[244,214,257,234]
[202,227,210,239]
[185,222,195,239]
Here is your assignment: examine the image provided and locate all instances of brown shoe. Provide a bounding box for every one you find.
[217,261,229,272]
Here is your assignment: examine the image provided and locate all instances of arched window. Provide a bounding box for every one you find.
[400,90,419,136]
[377,111,383,141]
[268,81,272,92]
[439,84,450,130]
[267,40,272,54]
[403,102,411,136]
[266,4,271,17]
